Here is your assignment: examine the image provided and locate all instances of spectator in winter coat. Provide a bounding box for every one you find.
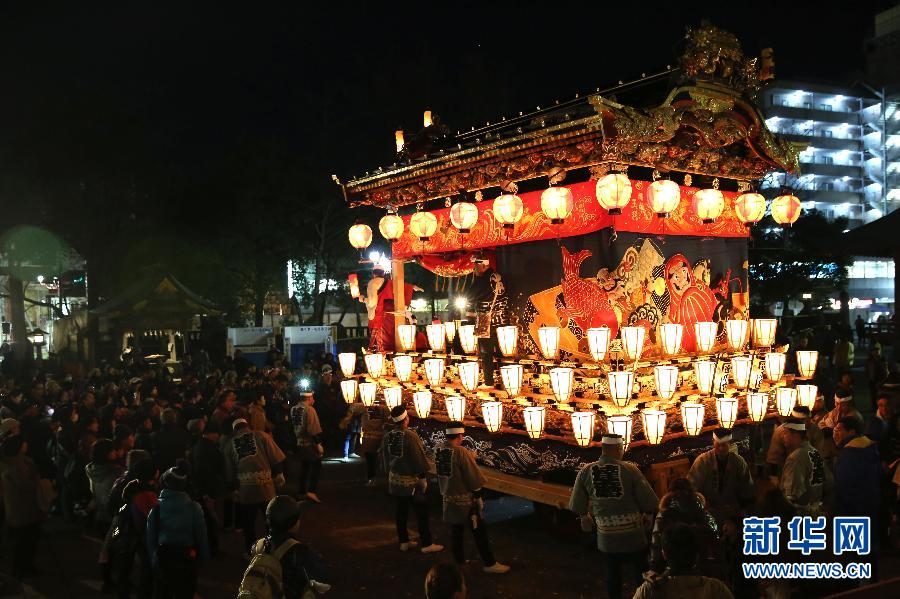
[146,464,209,599]
[833,417,881,520]
[86,438,122,532]
[190,419,226,556]
[1,434,44,580]
[115,466,158,599]
[152,408,191,473]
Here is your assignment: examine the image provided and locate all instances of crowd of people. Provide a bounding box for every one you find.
[0,337,898,598]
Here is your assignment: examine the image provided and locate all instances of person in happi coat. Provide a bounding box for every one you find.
[818,392,864,470]
[291,392,324,504]
[766,406,824,481]
[436,421,509,574]
[225,419,286,555]
[687,428,755,527]
[568,433,658,599]
[380,405,443,554]
[780,419,832,515]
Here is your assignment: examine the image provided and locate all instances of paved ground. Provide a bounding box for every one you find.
[0,455,606,599]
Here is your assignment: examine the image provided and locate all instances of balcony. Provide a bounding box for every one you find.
[780,133,861,151]
[800,162,865,178]
[766,104,862,125]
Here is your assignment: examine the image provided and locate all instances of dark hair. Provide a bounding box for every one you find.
[662,523,699,570]
[1,434,24,458]
[838,416,863,435]
[792,406,811,417]
[131,458,157,482]
[424,563,465,599]
[91,438,115,464]
[390,405,407,421]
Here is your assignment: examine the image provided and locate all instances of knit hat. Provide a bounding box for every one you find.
[125,449,151,471]
[131,457,157,482]
[266,495,301,533]
[160,463,190,492]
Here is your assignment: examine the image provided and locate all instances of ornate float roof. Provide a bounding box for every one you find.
[339,24,801,209]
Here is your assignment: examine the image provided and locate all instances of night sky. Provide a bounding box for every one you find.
[0,1,888,234]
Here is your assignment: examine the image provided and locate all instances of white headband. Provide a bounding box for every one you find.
[713,432,733,443]
[835,395,853,404]
[445,427,465,435]
[601,435,624,445]
[783,422,806,431]
[391,410,408,423]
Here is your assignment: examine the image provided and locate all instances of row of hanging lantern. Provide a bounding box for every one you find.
[336,315,821,447]
[348,174,804,250]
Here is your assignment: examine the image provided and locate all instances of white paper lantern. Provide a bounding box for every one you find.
[378,213,404,242]
[748,392,769,422]
[607,371,634,407]
[413,390,432,418]
[348,223,373,249]
[734,192,767,226]
[392,355,413,382]
[796,384,817,410]
[775,387,797,417]
[538,326,560,360]
[364,353,385,378]
[771,194,802,225]
[731,356,752,388]
[397,325,417,352]
[571,412,596,447]
[659,323,683,357]
[383,386,404,409]
[458,325,478,354]
[359,382,377,407]
[481,401,503,432]
[725,319,749,352]
[450,201,479,233]
[523,406,546,439]
[338,352,356,377]
[549,367,574,402]
[647,179,680,217]
[493,194,524,228]
[458,361,480,392]
[595,173,632,216]
[716,397,738,429]
[426,323,446,352]
[607,415,633,451]
[424,358,445,387]
[409,211,438,241]
[764,352,786,382]
[587,326,611,361]
[681,402,705,436]
[540,186,574,224]
[445,396,466,421]
[620,326,645,361]
[444,321,457,344]
[796,350,818,379]
[694,322,718,353]
[340,379,358,404]
[642,409,667,445]
[496,325,519,357]
[753,319,777,348]
[693,188,725,223]
[500,364,523,398]
[654,365,679,400]
[694,360,717,395]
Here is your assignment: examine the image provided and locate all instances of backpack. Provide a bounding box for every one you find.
[237,538,299,599]
[110,503,139,554]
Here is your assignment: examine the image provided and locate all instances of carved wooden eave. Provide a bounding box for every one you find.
[340,25,801,209]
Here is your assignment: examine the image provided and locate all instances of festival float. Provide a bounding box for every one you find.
[336,25,813,506]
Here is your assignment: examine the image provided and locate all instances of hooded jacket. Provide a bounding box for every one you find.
[146,488,209,564]
[834,435,880,518]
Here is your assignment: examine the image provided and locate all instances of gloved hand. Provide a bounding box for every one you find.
[580,514,594,532]
[273,473,286,488]
[415,477,428,494]
[316,443,325,458]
